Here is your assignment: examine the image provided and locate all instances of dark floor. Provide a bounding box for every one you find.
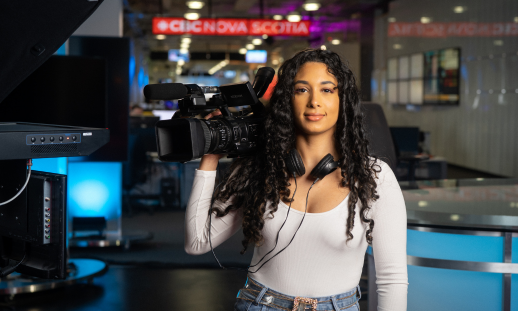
[0,163,501,310]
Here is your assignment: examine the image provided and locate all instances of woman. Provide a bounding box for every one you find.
[185,49,408,310]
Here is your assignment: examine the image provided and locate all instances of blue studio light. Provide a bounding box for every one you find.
[67,162,122,221]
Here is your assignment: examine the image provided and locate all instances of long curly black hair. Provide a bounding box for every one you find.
[211,48,380,254]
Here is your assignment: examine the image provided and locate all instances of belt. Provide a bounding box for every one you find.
[237,277,361,311]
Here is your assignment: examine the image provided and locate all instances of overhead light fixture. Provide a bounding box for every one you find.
[208,60,229,75]
[252,38,262,45]
[262,34,268,39]
[178,60,185,66]
[239,48,247,54]
[287,12,301,22]
[181,37,192,44]
[156,35,166,40]
[393,44,402,50]
[303,1,321,11]
[388,17,396,23]
[420,17,432,24]
[180,42,190,49]
[273,15,283,20]
[514,17,518,23]
[453,6,465,13]
[331,39,340,45]
[494,40,504,46]
[272,59,279,65]
[186,1,204,9]
[246,43,255,50]
[184,12,200,20]
[180,48,189,54]
[320,45,326,50]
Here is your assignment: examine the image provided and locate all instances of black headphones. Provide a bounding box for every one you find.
[284,148,339,180]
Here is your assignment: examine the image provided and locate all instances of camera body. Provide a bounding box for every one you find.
[147,67,275,163]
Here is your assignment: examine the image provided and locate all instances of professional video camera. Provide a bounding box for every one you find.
[144,67,275,163]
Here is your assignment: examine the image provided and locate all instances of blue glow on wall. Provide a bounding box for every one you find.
[32,158,68,175]
[129,56,135,86]
[55,42,67,55]
[67,162,121,221]
[138,67,145,89]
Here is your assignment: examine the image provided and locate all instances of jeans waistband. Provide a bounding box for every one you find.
[237,276,361,311]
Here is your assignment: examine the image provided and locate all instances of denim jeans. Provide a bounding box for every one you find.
[234,276,361,311]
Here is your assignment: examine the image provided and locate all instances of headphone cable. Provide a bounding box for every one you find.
[247,178,318,273]
[248,176,297,268]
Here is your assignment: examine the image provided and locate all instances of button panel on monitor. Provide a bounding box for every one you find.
[26,133,81,145]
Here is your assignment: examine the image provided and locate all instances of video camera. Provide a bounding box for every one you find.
[144,67,275,162]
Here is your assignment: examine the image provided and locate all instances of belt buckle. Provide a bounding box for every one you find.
[292,297,318,311]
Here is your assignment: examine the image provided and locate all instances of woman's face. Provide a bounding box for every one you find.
[291,62,340,136]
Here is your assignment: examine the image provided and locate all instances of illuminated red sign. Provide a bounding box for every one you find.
[388,22,518,37]
[153,18,311,37]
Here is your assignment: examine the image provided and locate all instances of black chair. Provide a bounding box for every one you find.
[362,103,397,172]
[362,103,427,186]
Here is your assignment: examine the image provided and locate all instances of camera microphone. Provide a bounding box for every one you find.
[143,83,188,100]
[253,67,276,98]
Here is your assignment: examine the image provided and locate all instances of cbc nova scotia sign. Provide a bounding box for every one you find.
[152,17,311,37]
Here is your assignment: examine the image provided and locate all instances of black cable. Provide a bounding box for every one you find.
[247,178,318,273]
[208,172,319,274]
[248,175,297,268]
[0,252,27,277]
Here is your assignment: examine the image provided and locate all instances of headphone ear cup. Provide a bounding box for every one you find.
[285,149,306,177]
[310,154,339,180]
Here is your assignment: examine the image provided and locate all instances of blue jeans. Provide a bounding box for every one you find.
[234,276,361,311]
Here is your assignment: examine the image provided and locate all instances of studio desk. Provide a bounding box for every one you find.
[367,178,518,311]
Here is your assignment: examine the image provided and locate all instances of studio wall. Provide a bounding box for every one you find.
[372,0,518,177]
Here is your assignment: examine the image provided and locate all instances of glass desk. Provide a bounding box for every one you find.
[369,178,518,311]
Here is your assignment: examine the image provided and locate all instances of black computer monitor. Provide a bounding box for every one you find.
[390,127,420,156]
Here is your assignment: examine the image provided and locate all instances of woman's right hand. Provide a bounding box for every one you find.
[199,109,225,171]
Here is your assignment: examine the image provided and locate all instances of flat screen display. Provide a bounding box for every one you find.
[169,49,190,62]
[387,47,459,105]
[246,50,267,63]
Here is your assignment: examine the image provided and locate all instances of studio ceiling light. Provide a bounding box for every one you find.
[184,12,200,20]
[181,37,192,44]
[239,48,247,54]
[388,17,396,23]
[252,38,262,45]
[287,12,301,22]
[180,42,190,48]
[273,15,283,20]
[156,35,166,40]
[186,1,204,9]
[180,48,189,54]
[331,39,340,45]
[246,43,255,50]
[303,1,321,11]
[453,6,465,13]
[420,17,432,24]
